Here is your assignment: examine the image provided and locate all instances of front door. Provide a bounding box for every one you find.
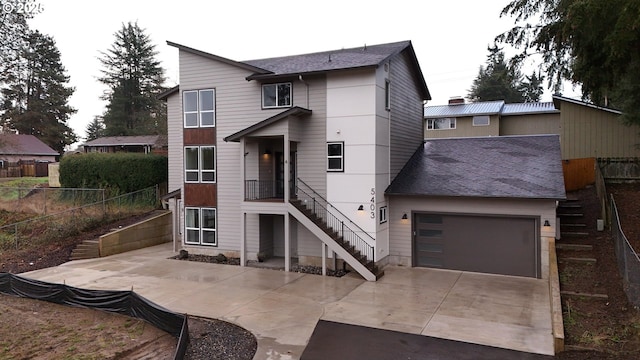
[275,151,296,198]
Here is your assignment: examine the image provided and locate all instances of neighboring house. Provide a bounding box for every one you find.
[83,135,168,155]
[424,97,560,139]
[424,95,640,161]
[0,134,59,163]
[161,40,564,281]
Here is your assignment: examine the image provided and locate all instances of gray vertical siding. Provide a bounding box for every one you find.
[389,50,427,181]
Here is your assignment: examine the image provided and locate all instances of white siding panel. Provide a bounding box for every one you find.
[166,93,183,193]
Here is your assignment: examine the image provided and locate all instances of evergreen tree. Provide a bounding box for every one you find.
[85,116,105,141]
[496,0,640,123]
[468,46,543,103]
[0,30,77,154]
[98,22,166,136]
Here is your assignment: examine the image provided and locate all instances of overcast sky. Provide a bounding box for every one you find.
[27,0,579,146]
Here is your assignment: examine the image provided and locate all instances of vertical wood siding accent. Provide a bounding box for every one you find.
[184,184,217,206]
[500,113,560,136]
[184,128,216,145]
[561,101,640,159]
[389,51,427,181]
[166,94,183,193]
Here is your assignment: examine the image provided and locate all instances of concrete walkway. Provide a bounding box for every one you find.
[22,243,554,359]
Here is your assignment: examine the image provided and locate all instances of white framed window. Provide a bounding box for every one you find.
[183,89,216,128]
[379,206,388,224]
[473,115,490,126]
[327,142,344,172]
[385,80,391,110]
[185,207,217,246]
[427,118,456,130]
[184,146,216,183]
[262,83,291,108]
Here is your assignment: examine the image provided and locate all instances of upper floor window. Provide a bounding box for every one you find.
[327,142,344,172]
[185,146,216,183]
[473,115,490,126]
[262,83,291,108]
[427,118,456,130]
[184,89,215,128]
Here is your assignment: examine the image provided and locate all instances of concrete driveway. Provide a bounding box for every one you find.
[21,243,554,359]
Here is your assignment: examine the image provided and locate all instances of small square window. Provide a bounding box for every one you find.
[327,142,344,172]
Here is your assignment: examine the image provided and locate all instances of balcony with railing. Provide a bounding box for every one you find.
[245,180,296,201]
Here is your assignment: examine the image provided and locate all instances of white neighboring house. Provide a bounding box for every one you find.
[160,41,565,281]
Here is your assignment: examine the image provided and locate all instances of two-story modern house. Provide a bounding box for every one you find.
[160,41,565,282]
[160,41,430,281]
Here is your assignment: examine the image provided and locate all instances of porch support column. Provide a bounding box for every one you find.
[284,213,290,272]
[283,134,290,203]
[240,212,246,267]
[322,243,327,276]
[240,138,246,267]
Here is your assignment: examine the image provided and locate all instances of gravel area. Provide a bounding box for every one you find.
[186,316,257,360]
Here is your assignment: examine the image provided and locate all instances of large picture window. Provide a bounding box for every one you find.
[185,207,217,246]
[262,83,291,108]
[183,89,215,127]
[427,118,456,130]
[327,142,344,172]
[184,146,216,183]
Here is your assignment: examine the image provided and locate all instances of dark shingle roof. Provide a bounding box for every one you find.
[244,41,411,77]
[0,134,58,156]
[386,135,566,200]
[167,40,430,100]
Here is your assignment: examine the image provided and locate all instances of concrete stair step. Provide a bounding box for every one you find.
[555,243,593,251]
[561,223,587,227]
[559,257,597,263]
[561,231,590,237]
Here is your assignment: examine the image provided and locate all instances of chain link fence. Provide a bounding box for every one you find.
[610,194,640,308]
[0,186,159,251]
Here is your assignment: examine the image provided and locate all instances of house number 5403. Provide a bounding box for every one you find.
[370,188,376,219]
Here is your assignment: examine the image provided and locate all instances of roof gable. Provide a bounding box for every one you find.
[552,95,622,115]
[386,135,566,200]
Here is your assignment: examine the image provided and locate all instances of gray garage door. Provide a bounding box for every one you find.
[414,213,539,278]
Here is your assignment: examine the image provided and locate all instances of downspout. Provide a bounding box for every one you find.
[299,75,309,108]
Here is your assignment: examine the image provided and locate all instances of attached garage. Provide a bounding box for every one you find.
[385,135,566,280]
[413,213,539,277]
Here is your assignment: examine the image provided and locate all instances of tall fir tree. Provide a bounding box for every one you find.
[468,46,543,103]
[0,30,77,154]
[98,22,166,136]
[496,0,640,123]
[85,116,105,141]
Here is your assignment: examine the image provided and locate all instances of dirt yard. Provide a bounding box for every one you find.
[555,185,640,359]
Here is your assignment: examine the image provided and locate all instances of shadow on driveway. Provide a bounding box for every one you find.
[301,320,553,360]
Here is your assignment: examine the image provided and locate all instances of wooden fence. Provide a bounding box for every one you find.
[0,160,49,178]
[562,157,596,191]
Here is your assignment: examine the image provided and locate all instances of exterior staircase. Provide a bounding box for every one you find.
[558,198,589,238]
[70,239,100,260]
[289,179,384,281]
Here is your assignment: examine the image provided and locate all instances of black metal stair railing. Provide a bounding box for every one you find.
[292,178,375,268]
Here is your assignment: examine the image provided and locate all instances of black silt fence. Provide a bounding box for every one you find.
[0,272,189,359]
